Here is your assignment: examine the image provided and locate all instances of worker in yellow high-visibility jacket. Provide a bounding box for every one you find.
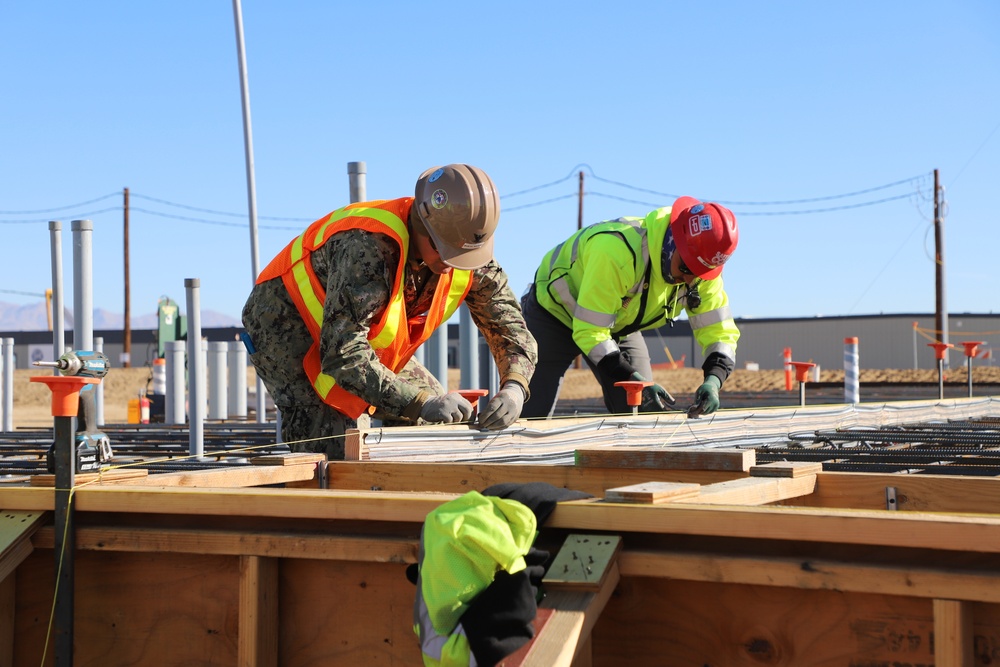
[521,196,740,418]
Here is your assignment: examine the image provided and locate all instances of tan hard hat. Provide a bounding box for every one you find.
[413,164,500,270]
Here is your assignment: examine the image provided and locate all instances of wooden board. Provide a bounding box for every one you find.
[749,461,824,477]
[604,482,701,504]
[29,468,149,486]
[576,447,755,472]
[250,453,325,466]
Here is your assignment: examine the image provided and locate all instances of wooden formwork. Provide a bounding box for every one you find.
[2,402,1000,665]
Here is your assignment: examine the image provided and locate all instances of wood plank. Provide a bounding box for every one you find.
[239,555,278,667]
[29,468,149,486]
[250,453,326,466]
[619,550,1000,603]
[326,461,740,496]
[796,471,1000,512]
[684,475,817,505]
[520,564,620,667]
[749,461,824,478]
[123,465,316,488]
[576,447,754,471]
[0,572,12,667]
[33,526,420,562]
[604,482,701,504]
[934,599,973,666]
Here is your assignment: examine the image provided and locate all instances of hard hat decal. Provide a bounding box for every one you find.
[690,204,704,214]
[687,214,712,236]
[431,189,448,209]
[428,168,445,183]
[461,242,485,250]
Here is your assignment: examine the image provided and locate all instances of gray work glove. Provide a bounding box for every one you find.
[420,392,474,424]
[687,376,722,418]
[478,382,526,431]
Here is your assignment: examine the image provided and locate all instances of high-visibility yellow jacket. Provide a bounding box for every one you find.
[533,206,739,368]
[256,198,473,418]
[413,491,537,666]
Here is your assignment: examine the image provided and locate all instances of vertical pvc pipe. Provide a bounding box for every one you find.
[164,340,186,425]
[348,161,367,203]
[967,355,974,398]
[937,358,945,400]
[912,322,919,370]
[843,337,860,404]
[49,221,66,364]
[185,279,204,458]
[228,340,248,419]
[1,338,13,432]
[459,306,479,390]
[94,336,105,426]
[426,328,449,391]
[71,219,94,352]
[208,341,228,420]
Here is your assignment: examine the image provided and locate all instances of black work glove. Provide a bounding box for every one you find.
[595,351,636,384]
[639,374,676,412]
[461,547,550,666]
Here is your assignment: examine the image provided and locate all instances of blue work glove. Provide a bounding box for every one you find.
[420,392,474,423]
[478,382,526,431]
[632,372,676,412]
[688,376,722,418]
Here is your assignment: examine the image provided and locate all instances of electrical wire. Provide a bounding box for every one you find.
[0,192,119,215]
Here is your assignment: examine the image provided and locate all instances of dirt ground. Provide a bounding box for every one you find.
[9,364,1000,429]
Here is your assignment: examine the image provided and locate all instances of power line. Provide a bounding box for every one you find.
[130,193,311,222]
[0,192,119,215]
[0,207,120,224]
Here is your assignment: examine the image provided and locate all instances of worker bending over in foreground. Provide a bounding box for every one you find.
[242,164,537,459]
[520,196,739,419]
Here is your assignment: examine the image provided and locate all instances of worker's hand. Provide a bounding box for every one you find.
[478,382,526,431]
[688,376,722,418]
[641,382,676,412]
[419,392,474,424]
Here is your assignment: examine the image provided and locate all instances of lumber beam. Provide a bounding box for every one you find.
[619,550,1000,603]
[934,599,973,666]
[685,475,818,505]
[239,555,278,667]
[121,464,317,488]
[576,447,754,471]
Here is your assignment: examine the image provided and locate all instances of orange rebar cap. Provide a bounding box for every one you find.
[927,342,954,361]
[614,380,652,407]
[788,361,816,383]
[961,341,984,358]
[30,376,100,417]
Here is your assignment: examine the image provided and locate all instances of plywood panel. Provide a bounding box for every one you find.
[15,549,239,667]
[279,559,419,666]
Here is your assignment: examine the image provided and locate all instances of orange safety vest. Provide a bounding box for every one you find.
[256,198,474,418]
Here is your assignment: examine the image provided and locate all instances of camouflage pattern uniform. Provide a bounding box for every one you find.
[242,227,537,459]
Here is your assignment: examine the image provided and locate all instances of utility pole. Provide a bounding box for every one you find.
[933,169,949,369]
[123,187,131,367]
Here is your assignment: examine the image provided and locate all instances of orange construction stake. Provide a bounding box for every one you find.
[614,379,652,416]
[30,376,100,417]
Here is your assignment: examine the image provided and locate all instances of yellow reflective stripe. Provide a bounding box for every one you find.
[314,371,335,397]
[442,270,472,318]
[312,206,407,247]
[291,261,324,328]
[370,291,403,347]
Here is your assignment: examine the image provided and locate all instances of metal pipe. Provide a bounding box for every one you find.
[52,412,76,667]
[799,381,806,407]
[968,355,974,398]
[1,338,12,432]
[348,161,367,203]
[228,340,248,419]
[843,337,859,404]
[459,306,478,390]
[426,328,449,391]
[230,0,267,426]
[185,279,204,458]
[71,219,94,351]
[937,358,945,400]
[49,221,66,364]
[208,342,228,420]
[164,340,186,425]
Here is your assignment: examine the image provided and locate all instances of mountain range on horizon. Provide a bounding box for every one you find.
[0,300,241,332]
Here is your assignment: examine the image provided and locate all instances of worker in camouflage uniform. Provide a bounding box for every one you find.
[242,164,537,459]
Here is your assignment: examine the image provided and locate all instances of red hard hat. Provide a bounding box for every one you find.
[670,196,738,280]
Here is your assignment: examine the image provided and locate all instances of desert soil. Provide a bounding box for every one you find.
[9,365,1000,429]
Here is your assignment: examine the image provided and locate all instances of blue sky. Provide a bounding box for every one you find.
[1,1,998,325]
